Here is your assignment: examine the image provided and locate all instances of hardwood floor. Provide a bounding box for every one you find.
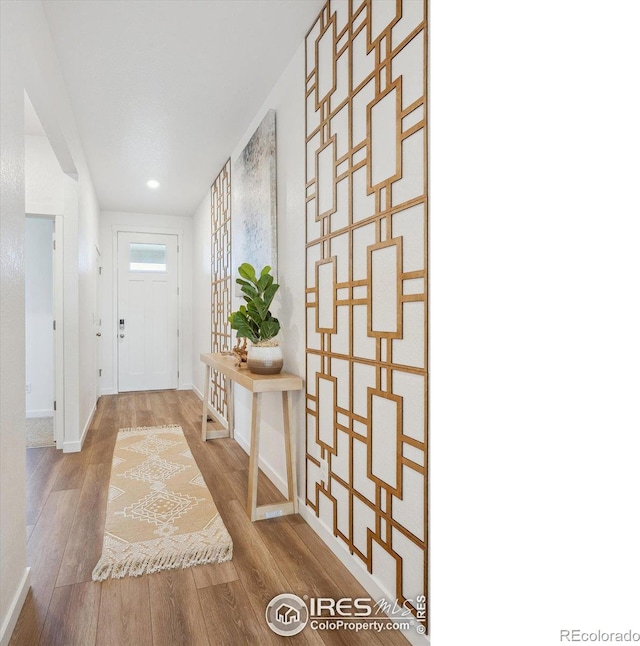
[10,390,408,646]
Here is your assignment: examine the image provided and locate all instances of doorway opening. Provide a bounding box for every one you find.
[25,215,64,449]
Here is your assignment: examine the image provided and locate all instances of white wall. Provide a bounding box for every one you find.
[99,211,194,394]
[25,217,54,417]
[77,176,100,441]
[22,8,101,454]
[190,32,424,639]
[191,192,212,398]
[1,2,100,640]
[191,43,307,489]
[230,44,308,488]
[23,130,100,453]
[25,135,64,215]
[0,5,29,642]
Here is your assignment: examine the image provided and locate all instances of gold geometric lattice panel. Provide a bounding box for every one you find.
[210,159,232,422]
[305,0,427,622]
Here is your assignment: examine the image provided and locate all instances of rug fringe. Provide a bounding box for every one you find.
[92,534,233,581]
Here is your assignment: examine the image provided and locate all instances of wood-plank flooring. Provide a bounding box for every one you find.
[10,390,409,646]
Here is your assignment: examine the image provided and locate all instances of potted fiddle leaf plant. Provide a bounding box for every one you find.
[228,263,283,375]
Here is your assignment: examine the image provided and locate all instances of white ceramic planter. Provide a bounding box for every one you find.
[247,343,283,375]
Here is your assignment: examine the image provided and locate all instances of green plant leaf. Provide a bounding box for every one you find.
[240,284,258,300]
[229,311,259,343]
[262,283,279,311]
[246,302,262,325]
[248,296,266,320]
[238,263,257,284]
[256,274,273,292]
[257,275,268,292]
[230,264,280,342]
[260,319,280,340]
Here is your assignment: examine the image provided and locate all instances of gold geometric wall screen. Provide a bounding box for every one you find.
[210,159,232,423]
[305,0,427,620]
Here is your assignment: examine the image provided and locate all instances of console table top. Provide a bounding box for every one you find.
[199,352,303,393]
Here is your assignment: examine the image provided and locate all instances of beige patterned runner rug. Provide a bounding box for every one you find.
[92,425,232,581]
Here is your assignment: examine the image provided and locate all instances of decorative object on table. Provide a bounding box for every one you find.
[228,263,282,375]
[226,337,248,367]
[231,110,277,289]
[92,425,233,581]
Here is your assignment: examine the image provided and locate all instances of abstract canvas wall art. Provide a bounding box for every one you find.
[232,110,277,282]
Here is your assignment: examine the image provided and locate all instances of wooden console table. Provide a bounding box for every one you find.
[200,353,303,521]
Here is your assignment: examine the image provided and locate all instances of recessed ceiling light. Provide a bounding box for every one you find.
[146,179,160,189]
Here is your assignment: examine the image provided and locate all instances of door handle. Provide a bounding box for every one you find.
[119,334,125,338]
[96,332,102,337]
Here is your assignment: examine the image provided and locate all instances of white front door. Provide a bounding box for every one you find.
[117,232,178,392]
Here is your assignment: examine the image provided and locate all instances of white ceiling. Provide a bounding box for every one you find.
[42,0,324,217]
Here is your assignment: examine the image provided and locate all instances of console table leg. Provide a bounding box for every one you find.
[282,391,298,513]
[227,379,235,439]
[201,364,210,441]
[247,392,261,521]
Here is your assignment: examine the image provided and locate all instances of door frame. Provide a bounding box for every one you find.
[95,244,101,403]
[112,225,184,393]
[53,215,64,448]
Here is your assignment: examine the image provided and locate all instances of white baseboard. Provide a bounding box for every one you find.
[233,431,289,499]
[63,401,96,453]
[0,566,31,646]
[100,387,116,396]
[26,409,54,419]
[63,440,81,453]
[178,383,193,391]
[298,504,428,646]
[192,384,204,401]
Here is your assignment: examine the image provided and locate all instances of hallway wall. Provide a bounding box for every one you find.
[191,41,307,490]
[191,6,427,637]
[191,192,213,399]
[0,6,29,640]
[1,2,101,640]
[190,5,424,630]
[23,130,101,454]
[230,45,308,493]
[77,177,101,451]
[304,0,427,616]
[25,135,64,215]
